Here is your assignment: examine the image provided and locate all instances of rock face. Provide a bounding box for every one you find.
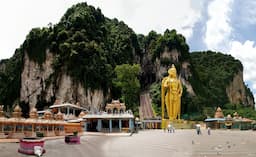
[0,61,6,72]
[226,71,254,107]
[180,62,195,96]
[19,49,254,111]
[158,50,195,96]
[140,48,196,96]
[155,49,180,82]
[55,73,105,110]
[20,51,106,110]
[20,50,54,107]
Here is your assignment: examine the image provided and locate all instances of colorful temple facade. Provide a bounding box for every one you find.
[0,104,83,139]
[0,99,135,139]
[205,107,253,130]
[83,100,134,133]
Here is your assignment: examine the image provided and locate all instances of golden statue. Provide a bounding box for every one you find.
[161,64,182,125]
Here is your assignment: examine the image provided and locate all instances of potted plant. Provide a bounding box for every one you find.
[65,131,80,144]
[73,131,78,136]
[36,132,44,138]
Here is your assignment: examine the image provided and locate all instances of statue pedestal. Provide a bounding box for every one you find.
[162,119,191,129]
[161,119,175,129]
[173,119,184,123]
[161,119,168,129]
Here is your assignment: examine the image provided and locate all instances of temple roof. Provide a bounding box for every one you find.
[50,103,88,111]
[105,100,126,110]
[79,111,86,118]
[214,107,224,118]
[204,118,225,122]
[82,112,134,119]
[29,107,38,119]
[14,105,22,112]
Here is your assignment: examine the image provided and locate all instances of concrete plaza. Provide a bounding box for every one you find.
[1,129,256,157]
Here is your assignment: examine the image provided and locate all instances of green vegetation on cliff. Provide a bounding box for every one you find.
[23,3,140,93]
[0,49,23,111]
[190,51,243,107]
[152,29,189,62]
[113,64,141,115]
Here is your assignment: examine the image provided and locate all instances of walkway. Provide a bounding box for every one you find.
[1,130,256,157]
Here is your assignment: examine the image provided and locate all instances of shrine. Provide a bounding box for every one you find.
[205,107,253,130]
[83,100,134,133]
[0,102,84,139]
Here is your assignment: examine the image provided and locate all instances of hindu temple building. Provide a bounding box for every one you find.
[204,107,225,129]
[0,99,135,138]
[205,107,254,130]
[0,103,85,139]
[83,100,134,133]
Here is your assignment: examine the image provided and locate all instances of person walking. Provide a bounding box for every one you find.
[167,124,172,133]
[196,124,201,135]
[207,127,211,135]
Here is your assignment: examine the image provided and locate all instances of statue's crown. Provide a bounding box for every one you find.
[168,64,177,74]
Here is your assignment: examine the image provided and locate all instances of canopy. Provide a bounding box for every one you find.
[50,103,88,111]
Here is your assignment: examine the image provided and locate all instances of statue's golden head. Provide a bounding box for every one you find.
[168,64,177,78]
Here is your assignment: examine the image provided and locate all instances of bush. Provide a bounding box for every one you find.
[73,131,78,136]
[36,132,44,137]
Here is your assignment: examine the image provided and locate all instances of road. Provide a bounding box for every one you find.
[1,129,256,157]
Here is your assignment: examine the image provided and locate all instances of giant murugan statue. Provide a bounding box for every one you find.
[161,64,182,125]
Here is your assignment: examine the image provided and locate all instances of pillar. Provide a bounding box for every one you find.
[67,107,70,115]
[84,122,87,131]
[97,119,102,132]
[119,119,122,132]
[129,119,134,132]
[109,119,112,132]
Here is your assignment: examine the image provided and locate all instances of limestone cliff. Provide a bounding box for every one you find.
[226,71,254,107]
[190,51,254,108]
[180,62,195,96]
[156,49,180,81]
[157,49,195,96]
[20,50,54,106]
[20,51,107,110]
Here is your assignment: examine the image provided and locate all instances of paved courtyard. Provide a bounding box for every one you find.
[1,129,256,157]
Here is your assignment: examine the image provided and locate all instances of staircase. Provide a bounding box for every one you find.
[139,92,154,119]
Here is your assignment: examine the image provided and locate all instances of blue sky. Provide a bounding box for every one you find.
[0,0,256,102]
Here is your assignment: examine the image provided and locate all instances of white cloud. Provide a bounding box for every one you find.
[79,0,202,38]
[0,0,85,60]
[203,0,256,104]
[0,0,203,60]
[229,40,256,92]
[204,0,233,51]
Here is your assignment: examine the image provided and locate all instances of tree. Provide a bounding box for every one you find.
[113,64,141,113]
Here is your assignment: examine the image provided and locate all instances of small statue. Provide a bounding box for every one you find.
[161,64,182,121]
[34,146,43,157]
